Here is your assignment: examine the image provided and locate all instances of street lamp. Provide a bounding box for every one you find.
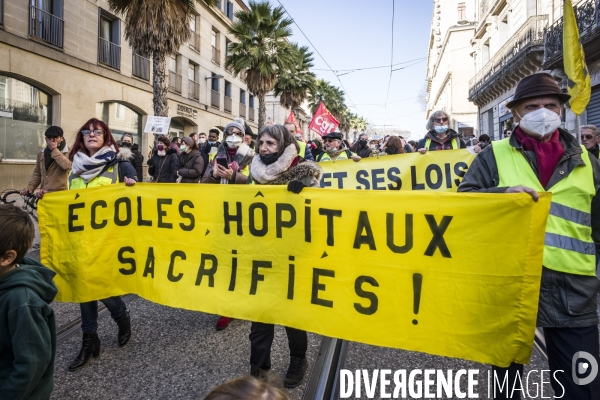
[204,75,224,110]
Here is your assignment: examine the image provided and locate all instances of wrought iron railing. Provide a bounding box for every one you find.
[189,31,201,52]
[224,96,232,113]
[239,103,246,118]
[29,5,64,47]
[469,15,547,100]
[544,0,600,67]
[189,80,200,100]
[168,71,182,93]
[212,46,221,65]
[132,53,150,81]
[249,106,255,122]
[98,37,121,69]
[211,90,220,108]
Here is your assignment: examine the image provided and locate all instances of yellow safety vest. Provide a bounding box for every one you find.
[492,138,596,276]
[425,138,459,150]
[298,140,307,159]
[317,150,355,162]
[68,165,119,190]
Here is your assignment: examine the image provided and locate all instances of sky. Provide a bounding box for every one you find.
[277,0,433,140]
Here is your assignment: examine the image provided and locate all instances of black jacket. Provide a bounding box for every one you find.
[148,148,178,183]
[130,144,144,182]
[350,142,372,158]
[177,149,204,183]
[458,128,600,328]
[417,129,466,151]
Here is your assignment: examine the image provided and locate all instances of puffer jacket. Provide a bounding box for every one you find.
[148,148,178,183]
[417,129,466,151]
[458,128,600,328]
[177,149,204,183]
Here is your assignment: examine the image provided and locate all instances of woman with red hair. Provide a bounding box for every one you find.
[66,118,137,372]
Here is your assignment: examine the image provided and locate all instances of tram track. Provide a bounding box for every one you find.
[56,294,138,345]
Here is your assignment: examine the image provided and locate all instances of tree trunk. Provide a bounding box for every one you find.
[258,92,267,129]
[152,52,169,117]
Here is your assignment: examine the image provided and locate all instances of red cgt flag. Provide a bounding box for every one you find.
[286,111,302,134]
[308,102,339,136]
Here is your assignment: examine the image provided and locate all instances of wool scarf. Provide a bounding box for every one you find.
[71,145,117,184]
[215,143,254,184]
[514,126,564,188]
[250,144,298,184]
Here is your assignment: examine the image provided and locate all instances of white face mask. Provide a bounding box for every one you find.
[517,108,561,137]
[199,138,206,144]
[226,135,243,148]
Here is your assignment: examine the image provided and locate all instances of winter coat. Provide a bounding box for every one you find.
[248,143,323,187]
[458,128,600,328]
[170,142,182,156]
[350,142,373,158]
[130,144,144,182]
[201,144,254,184]
[26,147,72,193]
[148,148,178,183]
[177,149,204,183]
[0,258,57,400]
[417,129,466,151]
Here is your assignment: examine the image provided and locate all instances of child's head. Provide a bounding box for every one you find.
[204,376,288,400]
[0,205,34,269]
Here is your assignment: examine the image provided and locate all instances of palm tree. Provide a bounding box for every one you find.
[308,79,348,121]
[108,0,217,116]
[273,44,317,111]
[226,1,296,128]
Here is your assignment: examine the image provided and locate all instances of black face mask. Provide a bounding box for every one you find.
[359,140,367,148]
[260,153,279,166]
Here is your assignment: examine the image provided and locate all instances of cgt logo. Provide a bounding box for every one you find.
[314,115,337,135]
[572,351,598,386]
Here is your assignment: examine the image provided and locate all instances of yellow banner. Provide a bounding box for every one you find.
[39,184,550,367]
[318,149,476,190]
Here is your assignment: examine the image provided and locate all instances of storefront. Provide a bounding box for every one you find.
[0,74,52,161]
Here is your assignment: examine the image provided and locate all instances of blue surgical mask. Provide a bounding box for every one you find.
[434,125,448,134]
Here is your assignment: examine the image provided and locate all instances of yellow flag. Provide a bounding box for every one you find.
[563,0,591,114]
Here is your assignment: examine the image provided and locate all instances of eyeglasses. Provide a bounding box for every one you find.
[225,129,243,136]
[81,129,105,136]
[433,117,449,123]
[324,139,339,143]
[581,134,595,140]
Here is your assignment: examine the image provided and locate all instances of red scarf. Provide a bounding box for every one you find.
[514,126,564,188]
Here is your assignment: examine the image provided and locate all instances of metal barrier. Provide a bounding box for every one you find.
[29,5,64,48]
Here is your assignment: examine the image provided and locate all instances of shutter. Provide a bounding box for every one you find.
[586,85,600,127]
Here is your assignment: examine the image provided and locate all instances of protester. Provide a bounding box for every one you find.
[189,132,198,147]
[284,122,313,161]
[408,140,418,152]
[398,135,413,153]
[418,111,466,153]
[170,138,182,156]
[376,135,406,156]
[66,118,136,371]
[20,126,72,199]
[247,124,322,387]
[148,136,178,183]
[350,133,372,158]
[311,137,323,159]
[581,124,599,158]
[477,134,491,150]
[458,72,600,399]
[0,204,57,400]
[177,136,203,183]
[120,133,144,182]
[244,122,256,150]
[503,129,512,138]
[198,132,208,149]
[204,376,288,400]
[204,128,222,162]
[315,132,361,162]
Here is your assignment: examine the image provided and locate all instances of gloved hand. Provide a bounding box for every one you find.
[287,180,307,194]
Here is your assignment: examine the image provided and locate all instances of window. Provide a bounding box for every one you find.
[499,15,509,44]
[29,0,64,47]
[188,64,199,100]
[212,29,221,65]
[190,16,196,32]
[0,75,52,161]
[249,94,254,108]
[211,73,220,108]
[211,73,220,92]
[189,15,200,52]
[226,1,234,20]
[482,39,490,65]
[97,102,141,146]
[224,81,232,98]
[240,89,246,105]
[169,56,177,73]
[132,49,150,81]
[224,81,232,112]
[168,56,182,93]
[98,10,121,69]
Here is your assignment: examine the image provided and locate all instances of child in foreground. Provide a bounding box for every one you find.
[0,204,58,400]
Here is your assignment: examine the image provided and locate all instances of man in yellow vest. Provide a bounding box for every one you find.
[459,72,600,399]
[315,132,361,162]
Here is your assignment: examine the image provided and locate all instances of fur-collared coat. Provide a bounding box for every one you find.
[248,143,322,187]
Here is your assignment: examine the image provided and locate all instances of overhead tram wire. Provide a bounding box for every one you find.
[385,0,396,107]
[311,56,428,73]
[276,0,361,114]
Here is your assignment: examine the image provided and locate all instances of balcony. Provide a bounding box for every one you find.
[98,37,121,70]
[224,95,232,113]
[469,15,547,106]
[544,0,600,68]
[189,80,200,101]
[239,103,246,118]
[168,71,182,94]
[212,46,221,65]
[249,106,255,122]
[211,90,220,109]
[189,31,201,53]
[29,5,64,48]
[132,53,150,81]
